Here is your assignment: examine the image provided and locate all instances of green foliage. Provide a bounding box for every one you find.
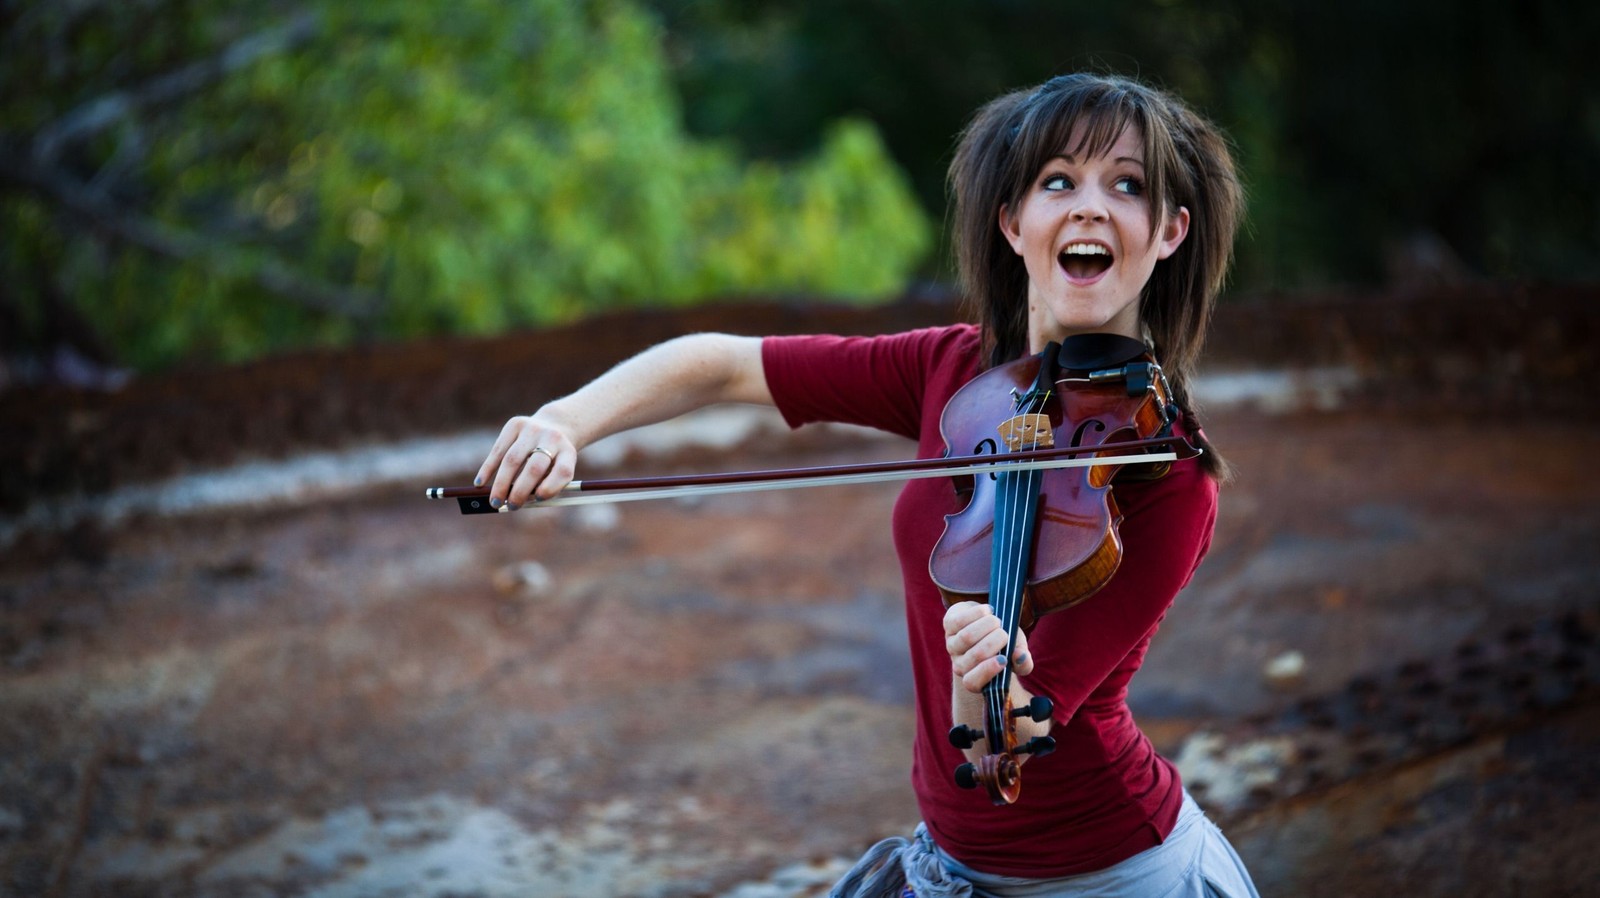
[1,0,930,370]
[8,0,1598,375]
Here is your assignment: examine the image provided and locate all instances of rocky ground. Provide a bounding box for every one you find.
[1,286,1597,897]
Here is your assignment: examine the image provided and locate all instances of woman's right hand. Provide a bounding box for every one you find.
[476,409,580,509]
[470,333,770,510]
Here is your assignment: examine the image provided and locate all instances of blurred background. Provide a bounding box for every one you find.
[2,1,1599,896]
[4,0,1596,376]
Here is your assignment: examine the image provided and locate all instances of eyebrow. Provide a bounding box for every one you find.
[1052,154,1146,167]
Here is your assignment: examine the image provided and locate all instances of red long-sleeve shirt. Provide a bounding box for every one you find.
[762,324,1217,877]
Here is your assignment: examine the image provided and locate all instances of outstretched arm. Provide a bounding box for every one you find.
[476,333,770,508]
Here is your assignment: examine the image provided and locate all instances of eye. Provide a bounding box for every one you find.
[1043,174,1072,191]
[1114,176,1144,196]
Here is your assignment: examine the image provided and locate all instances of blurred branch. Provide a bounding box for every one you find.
[0,148,381,321]
[30,10,320,165]
[85,121,147,193]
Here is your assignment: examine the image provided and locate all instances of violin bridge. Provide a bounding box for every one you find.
[998,414,1055,451]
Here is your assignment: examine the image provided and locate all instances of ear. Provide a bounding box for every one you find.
[998,203,1025,256]
[1156,205,1190,260]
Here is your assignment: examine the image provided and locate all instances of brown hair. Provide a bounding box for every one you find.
[949,73,1244,480]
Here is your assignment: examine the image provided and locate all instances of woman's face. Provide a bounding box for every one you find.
[1000,124,1189,353]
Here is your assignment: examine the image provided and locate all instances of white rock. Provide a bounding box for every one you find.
[1263,649,1306,685]
[491,561,553,597]
[1172,731,1296,811]
[573,503,621,533]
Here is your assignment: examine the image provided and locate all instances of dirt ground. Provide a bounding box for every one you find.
[2,288,1599,897]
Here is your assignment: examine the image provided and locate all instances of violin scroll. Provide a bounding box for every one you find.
[949,692,1058,804]
[956,752,1022,804]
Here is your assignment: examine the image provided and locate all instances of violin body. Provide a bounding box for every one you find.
[929,338,1178,627]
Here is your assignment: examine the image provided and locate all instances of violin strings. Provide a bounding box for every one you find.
[987,462,1014,740]
[992,400,1024,740]
[995,397,1028,739]
[1007,397,1044,734]
[986,387,1049,748]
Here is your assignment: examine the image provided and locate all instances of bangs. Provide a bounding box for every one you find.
[1003,78,1172,223]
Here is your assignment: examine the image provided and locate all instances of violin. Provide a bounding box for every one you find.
[934,333,1191,805]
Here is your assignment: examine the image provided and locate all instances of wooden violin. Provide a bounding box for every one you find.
[933,333,1192,805]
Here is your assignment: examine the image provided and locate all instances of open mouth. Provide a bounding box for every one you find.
[1058,243,1113,283]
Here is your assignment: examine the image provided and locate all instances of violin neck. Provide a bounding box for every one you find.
[979,356,1058,742]
[983,465,1043,743]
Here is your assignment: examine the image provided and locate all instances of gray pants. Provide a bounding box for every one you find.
[830,793,1260,898]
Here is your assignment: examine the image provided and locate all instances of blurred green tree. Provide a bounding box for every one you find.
[0,0,930,372]
[7,0,1597,378]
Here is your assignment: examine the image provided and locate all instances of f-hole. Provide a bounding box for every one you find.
[1070,419,1105,448]
[973,437,999,480]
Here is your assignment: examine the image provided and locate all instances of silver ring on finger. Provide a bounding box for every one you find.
[531,446,554,462]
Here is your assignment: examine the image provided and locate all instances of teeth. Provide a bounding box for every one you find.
[1061,244,1110,256]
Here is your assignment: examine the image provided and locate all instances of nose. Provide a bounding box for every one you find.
[1069,186,1109,223]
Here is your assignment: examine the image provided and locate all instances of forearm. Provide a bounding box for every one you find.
[951,674,1052,765]
[539,333,771,452]
[479,332,770,505]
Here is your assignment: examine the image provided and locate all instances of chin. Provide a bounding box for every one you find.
[1042,312,1133,339]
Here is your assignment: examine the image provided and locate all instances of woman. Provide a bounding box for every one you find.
[476,73,1257,896]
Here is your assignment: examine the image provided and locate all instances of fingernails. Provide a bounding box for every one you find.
[505,502,520,511]
[490,497,501,508]
[474,476,483,487]
[1016,651,1029,664]
[995,654,1008,668]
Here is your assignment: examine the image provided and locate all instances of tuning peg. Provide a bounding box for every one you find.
[1015,736,1056,758]
[1010,696,1054,722]
[954,763,979,789]
[947,725,985,749]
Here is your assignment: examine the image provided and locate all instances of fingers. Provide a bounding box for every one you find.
[959,654,1010,693]
[475,419,520,490]
[942,601,991,637]
[488,421,540,508]
[514,438,576,505]
[943,602,1032,692]
[479,417,577,508]
[1012,627,1034,676]
[945,608,1003,660]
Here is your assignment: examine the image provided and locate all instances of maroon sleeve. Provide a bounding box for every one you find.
[761,326,972,441]
[1018,460,1219,721]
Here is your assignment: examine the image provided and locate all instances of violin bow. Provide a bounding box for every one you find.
[425,434,1198,513]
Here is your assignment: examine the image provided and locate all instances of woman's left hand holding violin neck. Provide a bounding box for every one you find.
[946,601,1035,688]
[943,602,1052,761]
